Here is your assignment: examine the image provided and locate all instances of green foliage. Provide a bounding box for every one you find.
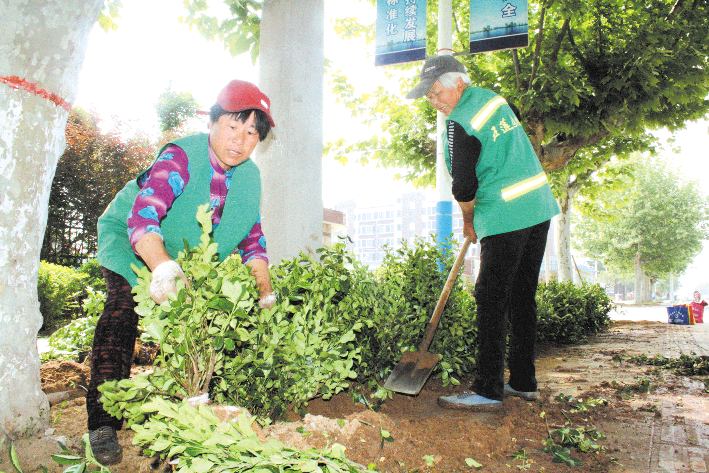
[131,205,361,420]
[42,109,153,266]
[326,0,708,185]
[78,259,106,292]
[40,288,105,362]
[51,434,112,472]
[130,398,367,472]
[625,353,709,376]
[182,0,262,63]
[575,157,708,279]
[156,88,198,133]
[37,261,89,333]
[97,0,122,32]
[99,370,186,428]
[536,281,613,345]
[350,237,476,386]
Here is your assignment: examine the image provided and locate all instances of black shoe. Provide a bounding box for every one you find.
[89,426,122,465]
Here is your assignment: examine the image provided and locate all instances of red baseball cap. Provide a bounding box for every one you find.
[216,79,275,127]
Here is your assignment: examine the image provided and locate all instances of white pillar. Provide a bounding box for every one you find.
[0,0,103,438]
[258,0,324,263]
[435,0,453,252]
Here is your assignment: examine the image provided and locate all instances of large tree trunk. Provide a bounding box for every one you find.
[258,0,324,263]
[556,186,575,282]
[0,0,102,438]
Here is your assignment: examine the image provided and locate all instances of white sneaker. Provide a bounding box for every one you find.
[503,383,539,401]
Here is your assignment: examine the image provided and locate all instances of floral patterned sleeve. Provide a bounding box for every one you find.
[236,216,269,264]
[127,145,189,254]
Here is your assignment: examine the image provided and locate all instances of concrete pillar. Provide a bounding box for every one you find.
[0,0,103,438]
[257,0,324,263]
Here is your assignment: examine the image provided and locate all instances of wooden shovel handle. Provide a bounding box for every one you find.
[418,238,472,352]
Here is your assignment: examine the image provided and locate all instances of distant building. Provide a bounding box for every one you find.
[335,191,559,282]
[323,208,347,246]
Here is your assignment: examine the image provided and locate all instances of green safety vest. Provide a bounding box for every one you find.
[445,87,560,239]
[96,133,261,286]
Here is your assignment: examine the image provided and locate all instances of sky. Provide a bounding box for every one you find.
[74,0,708,294]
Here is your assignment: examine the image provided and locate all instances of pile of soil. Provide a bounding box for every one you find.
[4,320,707,472]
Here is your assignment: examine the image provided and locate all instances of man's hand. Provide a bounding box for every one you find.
[150,260,188,304]
[463,221,478,244]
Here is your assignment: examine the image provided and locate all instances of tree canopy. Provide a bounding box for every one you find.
[331,0,708,184]
[574,155,708,280]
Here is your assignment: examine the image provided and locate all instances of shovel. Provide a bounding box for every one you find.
[383,237,472,395]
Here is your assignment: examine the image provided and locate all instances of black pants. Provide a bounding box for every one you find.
[472,220,550,400]
[86,268,138,430]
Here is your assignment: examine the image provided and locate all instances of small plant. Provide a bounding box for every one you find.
[555,393,608,413]
[379,429,394,449]
[627,353,709,376]
[613,377,652,399]
[51,435,113,472]
[511,449,532,470]
[131,398,368,472]
[540,411,605,467]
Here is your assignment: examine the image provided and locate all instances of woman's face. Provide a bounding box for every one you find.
[209,111,260,170]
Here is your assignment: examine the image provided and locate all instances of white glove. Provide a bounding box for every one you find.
[258,293,277,309]
[150,260,188,304]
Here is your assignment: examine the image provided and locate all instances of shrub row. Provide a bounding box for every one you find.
[50,208,613,422]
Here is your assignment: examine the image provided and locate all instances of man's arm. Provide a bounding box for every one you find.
[458,199,477,243]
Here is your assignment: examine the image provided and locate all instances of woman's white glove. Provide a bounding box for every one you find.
[150,260,188,304]
[258,293,277,309]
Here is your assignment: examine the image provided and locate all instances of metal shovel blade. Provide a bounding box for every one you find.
[383,350,442,395]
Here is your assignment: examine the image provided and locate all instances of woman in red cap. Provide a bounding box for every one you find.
[86,79,276,464]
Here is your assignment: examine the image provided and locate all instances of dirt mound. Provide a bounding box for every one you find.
[40,360,89,393]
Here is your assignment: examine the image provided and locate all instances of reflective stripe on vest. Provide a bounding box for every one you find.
[501,172,548,201]
[470,95,507,131]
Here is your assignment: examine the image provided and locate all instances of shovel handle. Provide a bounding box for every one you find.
[418,238,472,352]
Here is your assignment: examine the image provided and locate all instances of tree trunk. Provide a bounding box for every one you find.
[633,252,652,304]
[0,0,102,438]
[556,187,575,282]
[258,0,324,263]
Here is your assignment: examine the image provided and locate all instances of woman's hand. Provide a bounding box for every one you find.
[150,260,188,304]
[245,258,276,309]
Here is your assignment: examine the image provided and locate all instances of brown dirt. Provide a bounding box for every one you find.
[3,320,707,472]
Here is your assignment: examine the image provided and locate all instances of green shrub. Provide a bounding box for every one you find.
[40,287,105,362]
[37,261,88,333]
[133,206,361,421]
[78,258,106,292]
[349,237,477,387]
[536,281,613,344]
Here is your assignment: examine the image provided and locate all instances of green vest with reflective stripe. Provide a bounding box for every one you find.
[96,133,261,286]
[444,87,559,239]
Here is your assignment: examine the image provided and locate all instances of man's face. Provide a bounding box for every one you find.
[209,112,260,170]
[425,79,464,115]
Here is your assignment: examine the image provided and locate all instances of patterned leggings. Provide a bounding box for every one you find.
[86,268,138,430]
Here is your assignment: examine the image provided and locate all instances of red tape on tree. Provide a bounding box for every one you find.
[0,75,71,111]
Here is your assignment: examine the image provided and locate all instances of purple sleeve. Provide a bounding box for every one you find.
[127,145,190,253]
[236,218,269,264]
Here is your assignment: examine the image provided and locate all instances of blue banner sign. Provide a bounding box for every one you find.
[375,0,427,66]
[469,0,529,53]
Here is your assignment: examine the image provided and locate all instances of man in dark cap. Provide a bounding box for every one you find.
[407,55,560,410]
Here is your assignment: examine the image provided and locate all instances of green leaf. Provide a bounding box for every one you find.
[9,443,22,473]
[50,454,83,466]
[465,457,483,468]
